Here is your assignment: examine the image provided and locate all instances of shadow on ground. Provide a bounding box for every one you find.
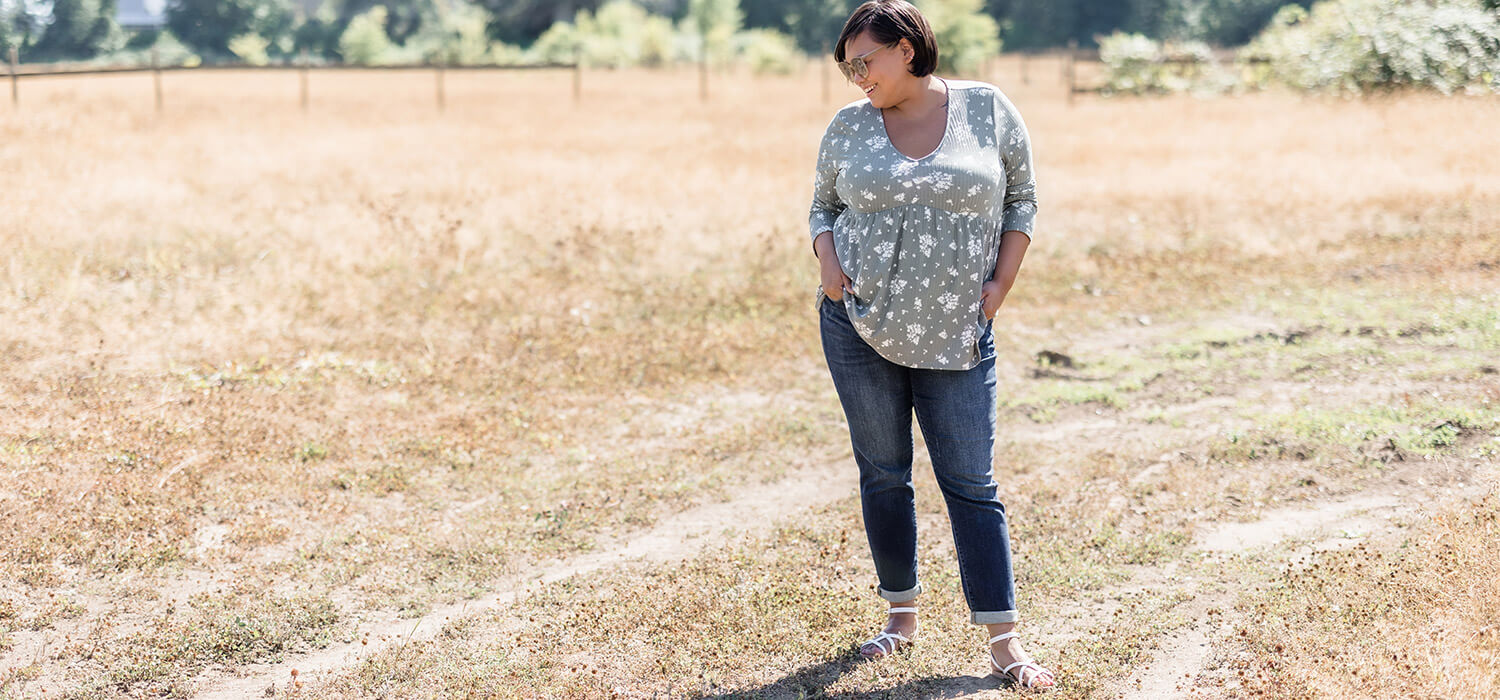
[697,654,1007,699]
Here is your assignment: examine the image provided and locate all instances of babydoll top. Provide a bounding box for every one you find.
[808,78,1037,370]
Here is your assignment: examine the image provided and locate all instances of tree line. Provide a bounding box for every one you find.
[1,0,1355,64]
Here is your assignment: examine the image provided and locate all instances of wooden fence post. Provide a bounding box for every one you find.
[435,58,445,112]
[151,47,162,114]
[1020,51,1030,85]
[699,32,709,102]
[299,49,309,112]
[821,45,830,103]
[1066,40,1078,105]
[8,47,16,106]
[573,46,582,103]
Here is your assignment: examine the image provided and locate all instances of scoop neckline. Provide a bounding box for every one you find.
[878,77,952,162]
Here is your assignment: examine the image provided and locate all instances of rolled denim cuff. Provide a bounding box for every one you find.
[877,583,923,603]
[971,609,1019,625]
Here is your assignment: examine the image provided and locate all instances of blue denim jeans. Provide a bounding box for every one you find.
[819,294,1019,625]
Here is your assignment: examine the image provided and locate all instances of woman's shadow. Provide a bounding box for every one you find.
[692,650,1008,699]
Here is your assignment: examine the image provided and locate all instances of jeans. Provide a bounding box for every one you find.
[819,294,1018,625]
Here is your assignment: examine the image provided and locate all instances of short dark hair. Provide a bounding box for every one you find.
[833,0,939,78]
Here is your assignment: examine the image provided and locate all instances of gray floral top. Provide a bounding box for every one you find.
[808,78,1037,370]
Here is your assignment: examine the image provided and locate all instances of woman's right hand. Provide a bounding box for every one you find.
[814,231,853,300]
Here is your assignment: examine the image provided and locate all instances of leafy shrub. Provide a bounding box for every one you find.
[395,0,496,65]
[738,28,800,75]
[1098,31,1235,94]
[338,5,394,66]
[1244,0,1500,93]
[95,29,201,67]
[527,0,805,70]
[686,0,743,69]
[529,1,675,67]
[227,32,269,65]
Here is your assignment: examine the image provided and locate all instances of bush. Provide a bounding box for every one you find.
[526,0,807,70]
[738,28,800,75]
[1244,0,1500,94]
[1098,31,1235,94]
[528,1,676,67]
[339,5,395,66]
[396,0,496,65]
[228,33,270,65]
[94,29,201,67]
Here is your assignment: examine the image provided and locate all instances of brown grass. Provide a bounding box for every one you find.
[1,57,1498,696]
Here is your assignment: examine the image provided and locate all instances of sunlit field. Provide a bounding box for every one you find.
[2,57,1498,698]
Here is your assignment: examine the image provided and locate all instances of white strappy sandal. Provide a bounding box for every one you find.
[988,631,1056,688]
[858,606,918,659]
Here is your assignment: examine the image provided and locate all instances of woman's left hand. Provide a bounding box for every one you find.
[980,280,1005,320]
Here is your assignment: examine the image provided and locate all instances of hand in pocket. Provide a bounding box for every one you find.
[980,280,1005,319]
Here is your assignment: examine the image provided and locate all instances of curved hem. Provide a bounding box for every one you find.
[844,309,994,371]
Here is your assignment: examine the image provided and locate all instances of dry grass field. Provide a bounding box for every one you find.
[2,56,1498,698]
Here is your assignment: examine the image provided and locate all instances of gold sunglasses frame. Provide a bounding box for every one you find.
[837,42,898,83]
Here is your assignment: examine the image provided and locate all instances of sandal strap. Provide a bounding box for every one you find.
[1000,660,1053,687]
[988,631,1019,644]
[887,607,918,615]
[861,630,909,655]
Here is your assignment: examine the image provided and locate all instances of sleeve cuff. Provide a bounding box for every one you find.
[809,212,838,241]
[1001,203,1036,240]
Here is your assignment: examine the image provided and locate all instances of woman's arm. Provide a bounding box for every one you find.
[983,89,1037,319]
[982,230,1029,319]
[810,113,853,298]
[814,230,852,300]
[809,115,849,255]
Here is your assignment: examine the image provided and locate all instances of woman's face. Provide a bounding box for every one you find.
[842,31,913,109]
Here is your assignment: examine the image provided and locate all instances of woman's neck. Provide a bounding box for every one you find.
[883,75,946,118]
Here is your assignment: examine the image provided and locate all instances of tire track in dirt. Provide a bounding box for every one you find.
[66,314,1478,697]
[190,446,858,699]
[1113,476,1487,699]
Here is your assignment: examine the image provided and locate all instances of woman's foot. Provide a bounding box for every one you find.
[858,604,918,659]
[986,625,1055,688]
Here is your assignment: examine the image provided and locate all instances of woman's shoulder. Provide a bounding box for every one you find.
[946,79,1023,108]
[944,78,1002,96]
[946,78,1026,122]
[823,98,877,133]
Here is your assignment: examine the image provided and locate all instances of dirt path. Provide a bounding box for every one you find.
[1110,474,1486,699]
[190,446,857,698]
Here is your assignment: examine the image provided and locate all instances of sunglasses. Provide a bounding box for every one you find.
[837,42,897,83]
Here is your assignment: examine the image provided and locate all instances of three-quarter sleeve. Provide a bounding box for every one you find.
[808,114,850,247]
[994,90,1037,239]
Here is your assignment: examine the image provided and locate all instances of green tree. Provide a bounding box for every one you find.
[474,0,602,46]
[404,0,500,64]
[685,0,741,67]
[166,0,293,60]
[29,0,122,60]
[744,0,856,54]
[529,0,675,66]
[918,0,1001,74]
[0,0,46,57]
[338,0,436,45]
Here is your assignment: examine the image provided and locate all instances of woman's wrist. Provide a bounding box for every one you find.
[814,231,837,262]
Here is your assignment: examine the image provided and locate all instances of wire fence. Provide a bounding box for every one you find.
[4,44,1269,112]
[5,46,581,112]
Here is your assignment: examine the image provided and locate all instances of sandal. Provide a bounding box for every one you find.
[988,631,1055,688]
[858,606,918,659]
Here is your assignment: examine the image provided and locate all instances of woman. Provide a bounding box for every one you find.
[807,0,1053,689]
